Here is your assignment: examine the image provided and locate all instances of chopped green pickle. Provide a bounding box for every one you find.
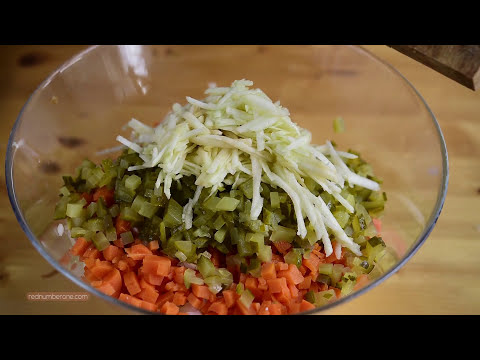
[92,231,109,251]
[333,116,345,133]
[163,198,183,228]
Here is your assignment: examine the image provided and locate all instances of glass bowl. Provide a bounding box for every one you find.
[5,45,448,315]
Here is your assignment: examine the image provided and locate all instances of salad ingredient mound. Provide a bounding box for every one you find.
[55,80,392,315]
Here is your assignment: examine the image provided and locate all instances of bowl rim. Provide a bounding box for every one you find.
[5,45,449,315]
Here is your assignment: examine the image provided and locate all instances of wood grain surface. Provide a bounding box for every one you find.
[389,45,480,91]
[1,45,479,315]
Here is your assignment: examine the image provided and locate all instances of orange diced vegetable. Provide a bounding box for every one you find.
[161,301,180,315]
[70,237,90,257]
[93,186,115,207]
[123,271,142,295]
[261,262,276,280]
[192,284,213,300]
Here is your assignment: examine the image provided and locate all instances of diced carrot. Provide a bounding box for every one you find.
[354,274,369,291]
[267,278,287,294]
[126,257,137,268]
[142,258,159,275]
[222,290,237,308]
[116,259,129,272]
[271,253,284,263]
[83,268,98,282]
[139,277,155,290]
[333,287,342,299]
[325,252,339,263]
[102,268,122,293]
[173,266,185,284]
[200,300,212,315]
[232,307,241,315]
[208,301,228,315]
[209,291,217,303]
[83,246,100,259]
[303,252,321,276]
[297,275,312,290]
[166,268,174,281]
[258,301,272,315]
[192,284,213,300]
[298,265,307,276]
[245,277,262,298]
[113,239,124,248]
[140,301,158,312]
[156,291,175,308]
[123,271,142,295]
[266,277,291,305]
[138,285,159,304]
[102,245,124,262]
[119,293,143,308]
[261,262,277,280]
[83,257,96,269]
[144,273,164,286]
[127,244,153,261]
[239,273,247,284]
[80,192,93,205]
[187,293,203,309]
[236,299,257,315]
[148,240,160,251]
[299,299,316,312]
[309,282,320,292]
[208,247,224,268]
[287,301,301,314]
[161,301,179,315]
[258,277,268,291]
[275,262,289,271]
[173,292,187,306]
[273,240,292,255]
[164,281,179,292]
[269,303,282,315]
[276,284,292,305]
[90,260,114,279]
[143,255,171,276]
[278,264,305,286]
[70,237,90,257]
[288,283,299,299]
[93,186,115,207]
[262,291,274,302]
[91,280,103,288]
[95,282,116,296]
[312,248,325,260]
[325,241,345,264]
[115,218,131,235]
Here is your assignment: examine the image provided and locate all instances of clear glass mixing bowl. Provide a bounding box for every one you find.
[5,45,448,315]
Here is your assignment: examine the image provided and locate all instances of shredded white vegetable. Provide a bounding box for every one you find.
[116,79,379,257]
[182,185,204,230]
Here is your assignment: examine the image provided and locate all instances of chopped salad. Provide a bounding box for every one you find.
[54,80,395,315]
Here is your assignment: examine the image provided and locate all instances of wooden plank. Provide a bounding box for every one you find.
[388,45,480,91]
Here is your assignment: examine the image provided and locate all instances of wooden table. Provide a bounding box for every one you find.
[1,45,479,315]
